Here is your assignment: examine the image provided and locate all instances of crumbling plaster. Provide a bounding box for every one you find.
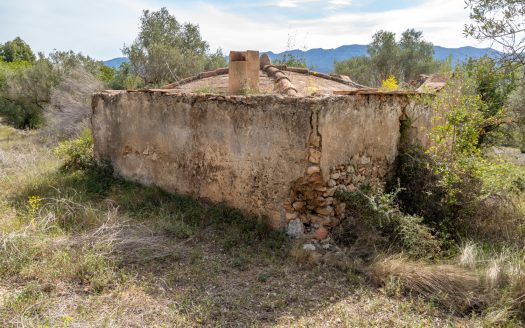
[92,91,432,229]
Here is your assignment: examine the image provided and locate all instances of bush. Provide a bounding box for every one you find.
[333,186,441,259]
[0,59,57,129]
[391,135,525,250]
[43,66,103,139]
[380,75,399,91]
[53,129,94,170]
[0,98,44,129]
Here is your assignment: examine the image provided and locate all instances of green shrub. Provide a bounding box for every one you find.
[333,186,441,259]
[390,142,525,249]
[388,145,457,235]
[0,98,44,129]
[53,129,94,170]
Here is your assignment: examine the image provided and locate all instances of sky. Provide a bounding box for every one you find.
[0,0,491,61]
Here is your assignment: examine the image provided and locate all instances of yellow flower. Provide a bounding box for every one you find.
[381,75,399,91]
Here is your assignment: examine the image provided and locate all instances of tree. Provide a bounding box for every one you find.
[274,53,307,68]
[334,29,447,86]
[398,29,444,82]
[0,37,36,63]
[123,8,226,86]
[333,56,373,85]
[0,48,109,129]
[465,0,525,65]
[0,57,59,128]
[107,62,144,90]
[368,30,400,82]
[506,66,525,149]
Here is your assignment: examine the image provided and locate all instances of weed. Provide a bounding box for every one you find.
[334,186,441,259]
[53,128,94,170]
[192,86,214,94]
[380,75,399,91]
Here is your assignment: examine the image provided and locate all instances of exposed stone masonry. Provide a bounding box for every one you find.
[285,156,387,239]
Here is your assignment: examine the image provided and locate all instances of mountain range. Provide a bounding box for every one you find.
[104,45,498,73]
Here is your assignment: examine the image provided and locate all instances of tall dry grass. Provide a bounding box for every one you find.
[368,244,525,324]
[368,256,481,313]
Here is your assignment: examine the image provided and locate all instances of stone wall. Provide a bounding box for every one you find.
[91,91,433,231]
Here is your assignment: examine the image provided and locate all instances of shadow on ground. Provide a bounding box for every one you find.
[2,160,456,327]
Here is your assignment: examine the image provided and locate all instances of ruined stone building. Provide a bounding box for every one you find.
[91,51,436,238]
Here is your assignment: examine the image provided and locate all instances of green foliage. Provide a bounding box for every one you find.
[391,67,525,249]
[334,29,449,86]
[430,77,486,157]
[98,65,116,86]
[398,29,447,83]
[507,68,525,150]
[463,57,517,146]
[333,56,373,85]
[0,46,113,129]
[48,50,102,77]
[106,62,145,90]
[0,37,35,63]
[274,52,307,68]
[0,58,59,128]
[368,30,399,82]
[429,59,518,154]
[123,7,227,86]
[464,0,525,65]
[334,186,441,259]
[53,129,94,170]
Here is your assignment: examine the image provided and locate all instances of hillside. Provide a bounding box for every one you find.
[104,45,499,73]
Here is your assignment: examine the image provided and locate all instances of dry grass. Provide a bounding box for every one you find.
[368,247,525,326]
[0,126,485,327]
[457,243,525,325]
[368,256,481,313]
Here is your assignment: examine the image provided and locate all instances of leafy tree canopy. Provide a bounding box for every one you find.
[465,0,525,65]
[0,37,36,63]
[123,7,226,86]
[274,53,307,68]
[334,29,448,87]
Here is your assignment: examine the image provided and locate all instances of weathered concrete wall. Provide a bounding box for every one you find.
[318,95,407,181]
[92,92,313,228]
[92,91,433,230]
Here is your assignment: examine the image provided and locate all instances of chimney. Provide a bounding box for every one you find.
[228,50,260,94]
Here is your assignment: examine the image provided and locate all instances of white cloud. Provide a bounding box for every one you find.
[171,0,489,53]
[329,0,353,7]
[275,0,351,8]
[275,0,312,7]
[0,0,491,60]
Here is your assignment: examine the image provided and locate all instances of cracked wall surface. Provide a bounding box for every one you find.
[92,91,433,230]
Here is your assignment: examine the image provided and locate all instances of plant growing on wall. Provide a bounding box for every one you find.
[380,76,399,91]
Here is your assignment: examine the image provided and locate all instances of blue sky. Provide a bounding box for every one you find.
[0,0,489,60]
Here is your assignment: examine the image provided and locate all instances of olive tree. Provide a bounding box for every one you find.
[465,0,524,65]
[335,29,447,86]
[0,37,36,63]
[123,8,226,86]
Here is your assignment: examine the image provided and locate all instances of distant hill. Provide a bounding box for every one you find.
[103,57,129,68]
[104,45,499,73]
[265,45,499,73]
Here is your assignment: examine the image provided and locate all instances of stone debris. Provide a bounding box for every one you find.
[306,165,321,175]
[287,219,304,238]
[285,145,388,243]
[302,243,317,251]
[313,226,328,240]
